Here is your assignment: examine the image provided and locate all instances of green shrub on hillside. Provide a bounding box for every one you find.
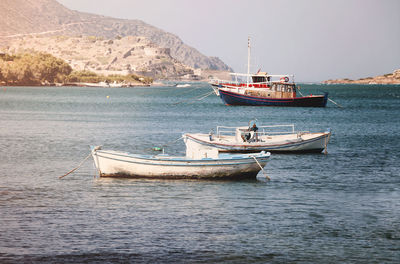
[65,71,153,84]
[0,52,72,85]
[65,70,102,83]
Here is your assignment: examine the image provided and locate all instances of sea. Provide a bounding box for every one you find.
[0,83,399,263]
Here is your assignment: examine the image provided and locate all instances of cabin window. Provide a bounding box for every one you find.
[252,76,266,83]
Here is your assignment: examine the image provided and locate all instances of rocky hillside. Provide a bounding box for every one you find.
[323,69,400,84]
[5,35,195,79]
[0,0,232,72]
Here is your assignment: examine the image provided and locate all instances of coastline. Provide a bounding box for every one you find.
[323,69,400,85]
[0,80,208,87]
[0,81,152,87]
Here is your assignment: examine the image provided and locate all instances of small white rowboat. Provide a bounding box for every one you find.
[183,124,331,153]
[91,146,270,180]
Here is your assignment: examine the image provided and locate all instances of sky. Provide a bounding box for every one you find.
[57,0,400,82]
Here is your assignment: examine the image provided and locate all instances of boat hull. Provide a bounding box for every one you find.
[218,88,328,107]
[91,148,270,180]
[184,132,331,153]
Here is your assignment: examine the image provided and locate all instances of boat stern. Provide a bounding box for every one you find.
[322,92,329,107]
[90,145,102,173]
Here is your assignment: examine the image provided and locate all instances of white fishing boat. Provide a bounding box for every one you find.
[81,81,110,87]
[176,83,191,88]
[109,81,127,88]
[183,123,331,153]
[91,146,270,180]
[82,81,127,88]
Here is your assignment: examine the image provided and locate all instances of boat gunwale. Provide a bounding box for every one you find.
[219,88,327,102]
[94,149,270,164]
[184,132,330,149]
[93,152,270,167]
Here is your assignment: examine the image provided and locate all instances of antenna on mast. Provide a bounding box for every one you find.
[247,36,251,88]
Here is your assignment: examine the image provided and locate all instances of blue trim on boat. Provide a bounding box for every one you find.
[219,89,328,107]
[94,152,269,167]
[95,150,269,162]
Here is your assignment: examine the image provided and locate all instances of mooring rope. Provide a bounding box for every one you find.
[298,86,343,108]
[152,135,184,152]
[327,98,343,108]
[173,90,215,105]
[59,152,92,179]
[163,135,184,147]
[154,85,203,94]
[191,90,215,102]
[173,86,203,95]
[252,156,270,180]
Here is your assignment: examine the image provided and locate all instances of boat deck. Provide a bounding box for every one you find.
[96,149,267,161]
[200,132,326,146]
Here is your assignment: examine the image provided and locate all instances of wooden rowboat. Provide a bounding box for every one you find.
[91,146,270,180]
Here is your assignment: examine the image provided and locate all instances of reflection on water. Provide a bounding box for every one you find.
[0,84,399,263]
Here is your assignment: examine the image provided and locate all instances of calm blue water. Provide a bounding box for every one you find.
[0,83,399,263]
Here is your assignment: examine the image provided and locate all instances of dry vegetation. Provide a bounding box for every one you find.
[0,52,152,86]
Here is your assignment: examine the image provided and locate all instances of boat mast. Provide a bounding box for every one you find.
[247,36,251,88]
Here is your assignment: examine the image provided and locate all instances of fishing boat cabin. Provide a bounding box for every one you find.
[243,72,296,98]
[212,72,297,99]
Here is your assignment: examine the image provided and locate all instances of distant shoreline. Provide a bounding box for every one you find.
[0,80,207,87]
[0,82,152,87]
[2,81,400,88]
[0,82,150,87]
[323,69,400,85]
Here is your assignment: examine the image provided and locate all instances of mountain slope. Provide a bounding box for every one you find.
[6,35,195,79]
[0,0,231,71]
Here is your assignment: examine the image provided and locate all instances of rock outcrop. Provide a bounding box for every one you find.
[323,70,400,84]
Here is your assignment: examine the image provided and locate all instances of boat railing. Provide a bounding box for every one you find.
[216,126,241,137]
[210,78,241,86]
[210,78,271,88]
[216,124,296,137]
[258,124,296,135]
[210,77,295,88]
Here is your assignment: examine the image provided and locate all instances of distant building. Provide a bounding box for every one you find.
[194,68,202,76]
